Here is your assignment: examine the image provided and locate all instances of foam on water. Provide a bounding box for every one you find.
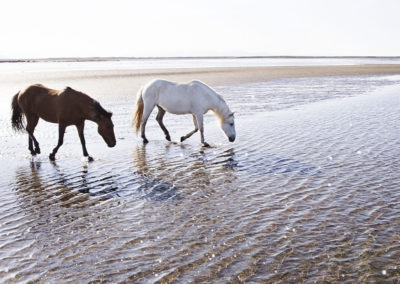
[0,74,400,282]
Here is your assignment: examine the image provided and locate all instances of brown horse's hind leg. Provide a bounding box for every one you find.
[180,114,199,142]
[156,106,170,141]
[76,122,93,162]
[49,124,66,161]
[26,114,40,155]
[28,136,34,155]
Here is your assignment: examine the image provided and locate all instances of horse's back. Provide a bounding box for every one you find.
[19,84,58,99]
[18,84,58,107]
[19,85,88,122]
[144,79,213,96]
[143,79,176,93]
[141,79,218,115]
[187,80,216,94]
[17,85,59,122]
[141,79,180,101]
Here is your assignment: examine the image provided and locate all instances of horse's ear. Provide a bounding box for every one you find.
[229,112,235,117]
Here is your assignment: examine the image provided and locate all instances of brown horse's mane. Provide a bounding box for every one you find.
[63,86,112,119]
[93,101,112,118]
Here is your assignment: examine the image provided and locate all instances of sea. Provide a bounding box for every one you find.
[0,58,399,282]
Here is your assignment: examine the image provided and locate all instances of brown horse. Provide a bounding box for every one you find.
[11,84,116,161]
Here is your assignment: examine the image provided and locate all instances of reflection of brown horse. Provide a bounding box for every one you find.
[11,84,116,161]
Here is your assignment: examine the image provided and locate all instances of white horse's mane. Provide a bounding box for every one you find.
[201,84,231,122]
[189,80,231,123]
[213,94,231,123]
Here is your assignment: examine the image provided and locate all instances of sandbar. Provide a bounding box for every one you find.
[2,64,400,91]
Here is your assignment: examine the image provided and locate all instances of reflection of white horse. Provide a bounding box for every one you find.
[132,79,236,147]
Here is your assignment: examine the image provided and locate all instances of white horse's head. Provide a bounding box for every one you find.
[221,112,236,142]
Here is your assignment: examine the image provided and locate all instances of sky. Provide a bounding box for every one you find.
[1,0,399,58]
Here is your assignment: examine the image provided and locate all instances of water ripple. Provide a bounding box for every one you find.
[1,75,400,282]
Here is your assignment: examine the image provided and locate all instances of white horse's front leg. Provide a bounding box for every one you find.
[180,114,199,142]
[195,114,209,147]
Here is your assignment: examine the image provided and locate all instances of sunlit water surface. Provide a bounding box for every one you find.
[0,75,400,283]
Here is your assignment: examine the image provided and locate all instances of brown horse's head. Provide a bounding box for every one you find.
[93,102,116,147]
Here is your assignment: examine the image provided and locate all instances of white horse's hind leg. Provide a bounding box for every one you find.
[156,106,171,141]
[140,103,155,144]
[180,114,199,142]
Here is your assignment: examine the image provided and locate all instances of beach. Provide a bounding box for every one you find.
[2,63,400,108]
[1,60,400,282]
[2,63,400,90]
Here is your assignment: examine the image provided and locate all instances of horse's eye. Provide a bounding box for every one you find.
[230,123,234,126]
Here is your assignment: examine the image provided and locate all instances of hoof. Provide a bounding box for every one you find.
[49,154,56,161]
[202,142,210,148]
[143,138,149,144]
[180,136,185,142]
[87,156,94,162]
[165,135,171,141]
[35,148,41,154]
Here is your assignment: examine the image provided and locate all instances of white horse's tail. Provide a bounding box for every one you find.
[132,87,144,134]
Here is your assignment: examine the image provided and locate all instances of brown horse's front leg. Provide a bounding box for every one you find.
[76,122,93,162]
[49,124,66,161]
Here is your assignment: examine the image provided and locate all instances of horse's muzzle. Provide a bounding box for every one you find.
[229,136,235,142]
[108,141,116,147]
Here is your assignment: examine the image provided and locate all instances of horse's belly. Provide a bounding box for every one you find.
[163,106,190,115]
[159,101,191,115]
[35,106,58,123]
[40,115,58,124]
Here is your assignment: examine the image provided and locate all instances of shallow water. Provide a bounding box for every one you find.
[1,75,400,282]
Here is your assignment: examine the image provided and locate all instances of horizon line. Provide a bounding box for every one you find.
[1,55,400,63]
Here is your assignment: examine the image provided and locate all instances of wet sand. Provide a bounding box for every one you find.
[1,64,400,282]
[2,64,400,110]
[2,64,400,90]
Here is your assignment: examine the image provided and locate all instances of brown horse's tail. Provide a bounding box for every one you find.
[132,87,144,134]
[11,92,25,132]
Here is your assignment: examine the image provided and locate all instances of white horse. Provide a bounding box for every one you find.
[132,79,236,146]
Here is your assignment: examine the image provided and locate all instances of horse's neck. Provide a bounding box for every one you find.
[211,97,230,122]
[87,113,100,124]
[86,101,101,123]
